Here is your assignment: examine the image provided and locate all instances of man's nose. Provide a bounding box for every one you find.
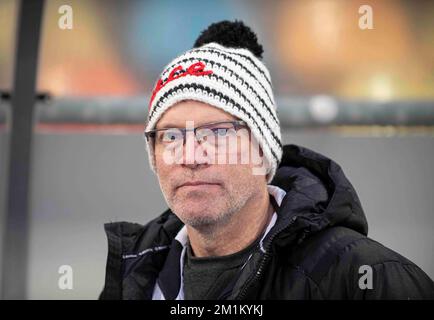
[182,132,210,168]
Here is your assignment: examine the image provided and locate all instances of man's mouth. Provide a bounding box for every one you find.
[177,180,221,189]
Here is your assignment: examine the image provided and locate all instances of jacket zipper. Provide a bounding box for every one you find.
[234,216,299,300]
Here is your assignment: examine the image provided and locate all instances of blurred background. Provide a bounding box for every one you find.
[0,0,433,299]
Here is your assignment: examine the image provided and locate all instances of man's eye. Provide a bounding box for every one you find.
[213,127,236,137]
[161,130,182,142]
[213,128,229,136]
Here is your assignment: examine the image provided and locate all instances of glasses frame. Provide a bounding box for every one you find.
[144,120,248,145]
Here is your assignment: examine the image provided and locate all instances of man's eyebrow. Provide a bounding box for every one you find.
[155,123,182,129]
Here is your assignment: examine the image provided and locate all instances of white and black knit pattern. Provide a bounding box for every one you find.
[145,42,282,182]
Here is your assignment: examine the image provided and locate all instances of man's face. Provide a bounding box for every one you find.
[153,100,268,230]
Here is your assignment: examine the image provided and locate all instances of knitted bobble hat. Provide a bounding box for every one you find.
[145,20,282,182]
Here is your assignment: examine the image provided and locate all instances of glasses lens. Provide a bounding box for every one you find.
[158,128,184,144]
[197,122,235,144]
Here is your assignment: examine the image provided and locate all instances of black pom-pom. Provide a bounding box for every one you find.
[193,20,264,59]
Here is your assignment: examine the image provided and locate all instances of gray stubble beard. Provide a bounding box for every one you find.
[170,187,254,236]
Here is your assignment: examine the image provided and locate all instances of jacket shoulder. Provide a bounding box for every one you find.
[287,226,434,299]
[103,209,181,252]
[286,226,367,281]
[100,209,182,299]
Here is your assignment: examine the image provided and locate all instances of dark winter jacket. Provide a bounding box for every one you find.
[100,144,434,299]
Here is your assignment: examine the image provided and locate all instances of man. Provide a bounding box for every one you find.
[100,20,434,300]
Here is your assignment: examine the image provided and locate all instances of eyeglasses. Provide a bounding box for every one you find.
[144,120,248,147]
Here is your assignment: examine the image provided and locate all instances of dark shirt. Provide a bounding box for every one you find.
[183,236,261,300]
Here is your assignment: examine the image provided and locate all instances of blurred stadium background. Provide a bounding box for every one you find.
[0,0,433,299]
